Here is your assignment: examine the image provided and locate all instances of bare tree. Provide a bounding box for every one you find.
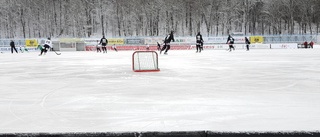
[1,0,319,38]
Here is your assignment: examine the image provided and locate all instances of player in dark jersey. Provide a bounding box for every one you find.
[245,37,250,51]
[160,31,175,55]
[226,35,235,52]
[99,35,108,53]
[196,32,204,53]
[10,40,18,54]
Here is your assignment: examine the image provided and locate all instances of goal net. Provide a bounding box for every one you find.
[132,51,160,72]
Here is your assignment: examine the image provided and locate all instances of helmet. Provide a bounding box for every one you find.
[48,37,51,40]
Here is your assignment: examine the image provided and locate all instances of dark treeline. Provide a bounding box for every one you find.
[1,0,320,38]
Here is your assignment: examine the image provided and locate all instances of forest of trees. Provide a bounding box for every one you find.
[1,0,320,38]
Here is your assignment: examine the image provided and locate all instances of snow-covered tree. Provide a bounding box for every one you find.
[0,0,319,38]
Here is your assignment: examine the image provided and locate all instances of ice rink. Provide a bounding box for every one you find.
[0,49,319,133]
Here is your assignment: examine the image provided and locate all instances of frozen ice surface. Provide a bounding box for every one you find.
[0,49,319,133]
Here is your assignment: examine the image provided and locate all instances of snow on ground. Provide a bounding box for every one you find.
[0,49,319,133]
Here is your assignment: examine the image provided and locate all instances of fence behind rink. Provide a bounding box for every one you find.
[0,35,318,52]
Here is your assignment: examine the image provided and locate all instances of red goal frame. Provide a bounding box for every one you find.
[132,51,160,72]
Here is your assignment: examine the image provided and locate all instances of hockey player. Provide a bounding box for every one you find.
[10,40,18,54]
[112,44,118,52]
[160,31,175,55]
[304,41,308,48]
[19,46,24,53]
[99,35,108,53]
[96,40,101,53]
[226,35,235,52]
[310,41,314,49]
[146,44,150,50]
[245,37,250,51]
[196,32,204,53]
[39,37,52,56]
[19,45,29,53]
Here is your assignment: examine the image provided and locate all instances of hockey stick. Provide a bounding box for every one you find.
[51,48,61,55]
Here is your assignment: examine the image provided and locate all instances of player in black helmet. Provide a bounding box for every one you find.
[245,37,250,51]
[226,35,235,52]
[99,35,108,53]
[10,40,18,54]
[39,37,52,56]
[196,32,204,53]
[160,31,175,55]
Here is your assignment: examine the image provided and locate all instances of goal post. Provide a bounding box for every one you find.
[132,51,160,72]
